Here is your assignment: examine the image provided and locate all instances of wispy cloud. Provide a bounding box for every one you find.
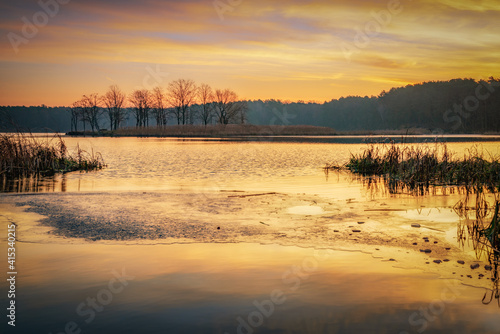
[1,0,499,105]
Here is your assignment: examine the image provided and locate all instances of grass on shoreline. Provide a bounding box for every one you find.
[0,132,105,178]
[69,124,338,137]
[66,125,500,138]
[326,142,500,193]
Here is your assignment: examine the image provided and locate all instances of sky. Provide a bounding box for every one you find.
[0,0,499,106]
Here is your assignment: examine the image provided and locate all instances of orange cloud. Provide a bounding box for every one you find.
[0,0,499,106]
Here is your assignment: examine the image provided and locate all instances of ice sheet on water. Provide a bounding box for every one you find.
[3,189,498,289]
[2,190,452,252]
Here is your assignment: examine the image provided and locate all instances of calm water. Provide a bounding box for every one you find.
[3,136,500,194]
[1,137,500,334]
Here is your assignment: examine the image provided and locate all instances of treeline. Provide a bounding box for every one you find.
[0,105,70,132]
[246,77,500,133]
[67,80,247,132]
[1,78,499,133]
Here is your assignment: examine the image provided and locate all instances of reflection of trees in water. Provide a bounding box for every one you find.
[456,192,500,306]
[1,174,67,193]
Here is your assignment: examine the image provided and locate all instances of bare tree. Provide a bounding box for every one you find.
[214,88,247,124]
[151,86,168,127]
[69,101,81,132]
[84,93,102,132]
[198,83,215,126]
[73,99,87,132]
[102,85,126,130]
[167,79,197,125]
[73,93,102,132]
[129,89,152,127]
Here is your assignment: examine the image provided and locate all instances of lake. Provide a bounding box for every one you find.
[1,136,500,334]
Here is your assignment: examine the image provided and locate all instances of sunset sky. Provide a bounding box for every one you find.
[1,0,499,106]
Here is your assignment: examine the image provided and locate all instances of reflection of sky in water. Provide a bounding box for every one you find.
[1,139,500,333]
[2,242,500,334]
[3,138,499,194]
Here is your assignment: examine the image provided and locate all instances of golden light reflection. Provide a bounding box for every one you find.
[10,241,453,305]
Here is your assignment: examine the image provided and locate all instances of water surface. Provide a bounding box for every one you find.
[1,137,500,333]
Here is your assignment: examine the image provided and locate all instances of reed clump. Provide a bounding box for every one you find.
[0,133,104,177]
[456,197,500,305]
[481,201,500,255]
[327,142,500,192]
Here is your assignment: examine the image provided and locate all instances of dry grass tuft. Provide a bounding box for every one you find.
[0,132,105,178]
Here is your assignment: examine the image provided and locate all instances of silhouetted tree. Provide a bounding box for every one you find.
[214,88,246,124]
[80,94,102,132]
[167,79,197,125]
[129,89,152,127]
[69,102,80,132]
[7,77,500,134]
[198,83,215,126]
[70,94,101,132]
[102,85,126,130]
[73,100,86,132]
[151,86,168,127]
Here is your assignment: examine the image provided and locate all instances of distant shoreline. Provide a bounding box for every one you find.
[64,124,500,140]
[68,124,338,137]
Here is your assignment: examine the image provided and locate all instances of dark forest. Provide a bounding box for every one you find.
[2,78,499,134]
